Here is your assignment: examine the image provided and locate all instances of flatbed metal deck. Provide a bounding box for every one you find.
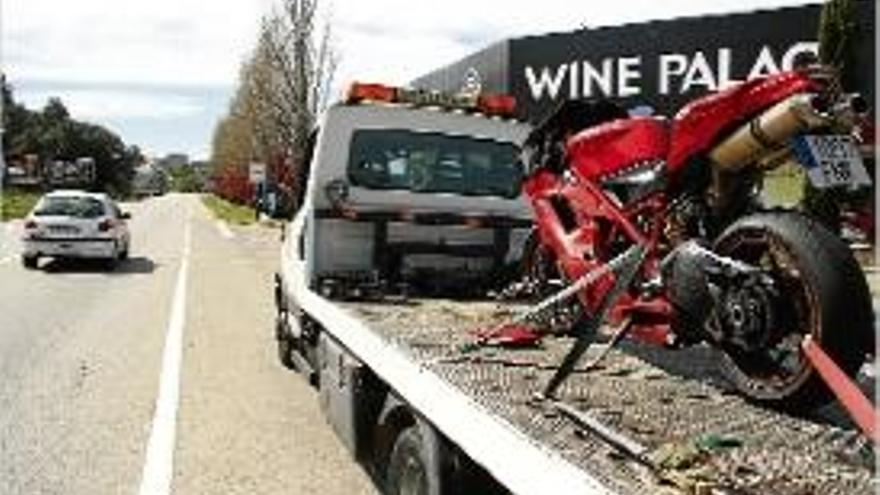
[344,299,875,495]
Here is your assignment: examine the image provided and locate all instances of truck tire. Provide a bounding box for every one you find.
[275,314,296,370]
[713,212,874,409]
[385,425,443,495]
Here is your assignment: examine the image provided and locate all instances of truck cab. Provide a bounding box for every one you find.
[275,84,535,494]
[285,85,532,301]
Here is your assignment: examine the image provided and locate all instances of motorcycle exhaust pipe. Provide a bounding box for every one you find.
[709,93,831,173]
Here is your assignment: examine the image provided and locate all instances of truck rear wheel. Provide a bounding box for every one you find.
[386,426,432,495]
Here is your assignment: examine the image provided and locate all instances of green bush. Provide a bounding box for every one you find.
[1,188,42,220]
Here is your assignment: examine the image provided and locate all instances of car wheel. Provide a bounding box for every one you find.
[21,255,38,270]
[102,241,123,270]
[103,248,119,271]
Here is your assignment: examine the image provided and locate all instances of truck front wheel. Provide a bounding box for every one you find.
[275,314,296,370]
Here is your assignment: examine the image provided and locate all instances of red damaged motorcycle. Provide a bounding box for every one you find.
[519,61,875,432]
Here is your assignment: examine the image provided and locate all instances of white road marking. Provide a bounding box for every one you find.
[0,222,13,259]
[0,256,11,265]
[138,219,191,495]
[215,220,234,239]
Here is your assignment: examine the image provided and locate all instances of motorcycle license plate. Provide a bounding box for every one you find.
[792,135,871,189]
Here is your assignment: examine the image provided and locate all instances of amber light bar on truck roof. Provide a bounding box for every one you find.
[345,82,517,118]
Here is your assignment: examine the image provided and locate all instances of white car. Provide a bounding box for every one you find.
[21,190,131,269]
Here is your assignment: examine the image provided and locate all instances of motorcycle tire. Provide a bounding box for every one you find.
[713,211,874,409]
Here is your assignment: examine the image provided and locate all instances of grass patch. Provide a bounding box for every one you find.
[201,194,257,225]
[1,188,42,221]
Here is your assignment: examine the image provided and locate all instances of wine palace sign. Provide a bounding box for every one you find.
[412,2,875,120]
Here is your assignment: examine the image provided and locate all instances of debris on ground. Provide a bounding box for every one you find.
[695,434,744,452]
[473,323,543,348]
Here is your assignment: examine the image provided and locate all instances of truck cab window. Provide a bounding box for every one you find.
[347,129,523,198]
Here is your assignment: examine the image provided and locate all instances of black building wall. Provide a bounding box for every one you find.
[412,41,511,95]
[412,1,876,123]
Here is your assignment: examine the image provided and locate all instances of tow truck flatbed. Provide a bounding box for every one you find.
[342,298,874,495]
[276,83,876,495]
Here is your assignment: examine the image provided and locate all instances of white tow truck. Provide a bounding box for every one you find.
[274,83,874,495]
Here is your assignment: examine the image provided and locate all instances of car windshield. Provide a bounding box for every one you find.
[33,196,105,218]
[347,129,523,199]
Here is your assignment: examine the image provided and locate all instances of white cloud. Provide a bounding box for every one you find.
[329,0,816,88]
[7,0,812,89]
[5,0,272,88]
[3,0,817,155]
[6,0,820,87]
[18,89,203,120]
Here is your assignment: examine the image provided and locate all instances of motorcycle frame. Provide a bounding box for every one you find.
[523,168,673,347]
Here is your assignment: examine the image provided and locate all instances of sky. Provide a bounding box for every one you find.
[3,0,819,160]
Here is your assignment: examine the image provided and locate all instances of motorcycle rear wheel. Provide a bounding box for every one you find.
[712,212,873,409]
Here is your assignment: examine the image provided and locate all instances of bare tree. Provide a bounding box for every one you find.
[211,0,337,208]
[251,0,337,168]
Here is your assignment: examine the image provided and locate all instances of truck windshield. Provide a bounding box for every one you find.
[347,129,523,199]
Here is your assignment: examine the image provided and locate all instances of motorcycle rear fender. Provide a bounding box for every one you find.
[667,70,818,172]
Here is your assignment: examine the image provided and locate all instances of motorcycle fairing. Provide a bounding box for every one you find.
[565,117,669,183]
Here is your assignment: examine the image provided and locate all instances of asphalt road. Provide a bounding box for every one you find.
[0,194,378,495]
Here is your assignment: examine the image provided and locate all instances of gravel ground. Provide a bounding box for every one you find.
[344,299,876,495]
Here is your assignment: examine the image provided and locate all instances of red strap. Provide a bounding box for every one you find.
[801,336,878,443]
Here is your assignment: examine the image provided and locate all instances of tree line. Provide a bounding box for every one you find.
[2,81,143,197]
[210,0,337,214]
